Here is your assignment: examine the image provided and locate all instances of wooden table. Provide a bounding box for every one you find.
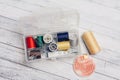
[0,0,120,80]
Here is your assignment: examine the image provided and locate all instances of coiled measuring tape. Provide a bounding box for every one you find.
[48,42,58,52]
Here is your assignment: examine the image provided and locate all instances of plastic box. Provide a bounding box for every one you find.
[20,9,81,62]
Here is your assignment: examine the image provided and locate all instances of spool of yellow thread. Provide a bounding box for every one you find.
[82,31,101,55]
[57,41,70,51]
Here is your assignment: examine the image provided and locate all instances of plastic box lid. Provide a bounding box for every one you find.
[19,8,80,36]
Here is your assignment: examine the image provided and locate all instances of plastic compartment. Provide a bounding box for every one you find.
[20,8,81,62]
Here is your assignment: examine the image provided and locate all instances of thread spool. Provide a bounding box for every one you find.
[35,36,44,48]
[48,42,58,52]
[57,32,69,42]
[82,31,101,55]
[57,41,70,51]
[69,33,78,47]
[43,34,53,43]
[26,36,36,49]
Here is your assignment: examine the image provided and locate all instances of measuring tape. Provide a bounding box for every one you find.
[48,42,58,52]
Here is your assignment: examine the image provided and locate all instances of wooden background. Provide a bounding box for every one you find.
[0,0,120,80]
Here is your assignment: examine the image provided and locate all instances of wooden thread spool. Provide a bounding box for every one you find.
[57,41,70,51]
[82,31,101,55]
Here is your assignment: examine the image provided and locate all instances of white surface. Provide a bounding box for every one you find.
[0,0,120,80]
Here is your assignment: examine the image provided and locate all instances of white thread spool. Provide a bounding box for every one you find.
[43,34,53,43]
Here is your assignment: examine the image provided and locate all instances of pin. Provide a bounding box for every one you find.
[26,36,36,49]
[43,34,53,43]
[57,41,70,51]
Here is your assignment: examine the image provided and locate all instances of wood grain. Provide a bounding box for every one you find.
[0,0,120,80]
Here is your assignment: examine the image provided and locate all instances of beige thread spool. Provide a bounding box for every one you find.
[82,31,101,55]
[57,41,70,51]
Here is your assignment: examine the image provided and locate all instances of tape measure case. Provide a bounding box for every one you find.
[20,9,81,62]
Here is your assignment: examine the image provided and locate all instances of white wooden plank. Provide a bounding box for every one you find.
[0,16,21,34]
[0,43,117,80]
[0,0,120,32]
[50,0,120,32]
[79,28,120,65]
[0,0,43,12]
[89,0,120,10]
[0,29,23,49]
[0,58,68,80]
[0,77,9,80]
[16,0,64,8]
[57,54,120,80]
[0,3,31,20]
[80,19,120,40]
[79,27,120,52]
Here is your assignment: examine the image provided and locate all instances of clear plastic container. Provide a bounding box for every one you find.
[19,8,81,62]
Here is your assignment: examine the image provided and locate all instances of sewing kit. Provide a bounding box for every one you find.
[24,31,80,61]
[20,9,80,62]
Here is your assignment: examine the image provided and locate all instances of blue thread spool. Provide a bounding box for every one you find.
[57,32,69,42]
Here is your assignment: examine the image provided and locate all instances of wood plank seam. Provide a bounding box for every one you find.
[90,0,120,11]
[0,75,10,80]
[95,71,120,80]
[0,57,70,80]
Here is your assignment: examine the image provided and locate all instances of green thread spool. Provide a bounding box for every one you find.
[35,36,44,48]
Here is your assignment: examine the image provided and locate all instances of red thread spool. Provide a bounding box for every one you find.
[26,36,36,49]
